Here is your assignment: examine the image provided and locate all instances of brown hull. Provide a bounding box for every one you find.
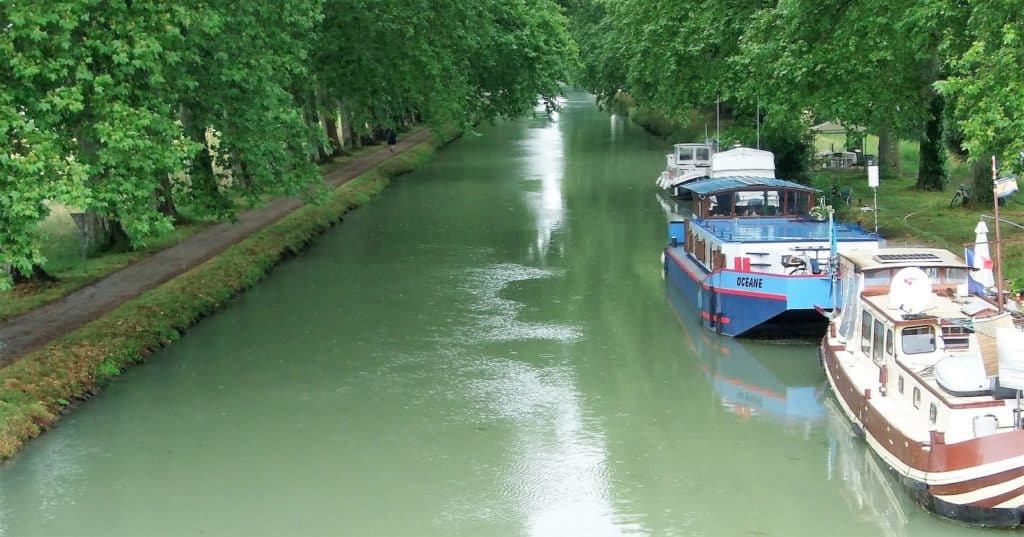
[821,339,1024,527]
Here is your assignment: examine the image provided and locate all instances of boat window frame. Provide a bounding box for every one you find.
[885,327,894,356]
[913,387,921,409]
[898,375,904,394]
[860,311,873,355]
[872,319,885,366]
[901,325,937,355]
[929,402,938,424]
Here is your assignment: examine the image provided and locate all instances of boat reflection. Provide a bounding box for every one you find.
[665,284,825,425]
[825,397,912,537]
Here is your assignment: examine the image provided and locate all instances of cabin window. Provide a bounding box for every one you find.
[864,269,892,287]
[695,148,710,161]
[708,192,734,217]
[898,375,904,394]
[941,325,970,350]
[885,328,894,356]
[785,191,813,215]
[860,311,873,354]
[872,320,885,365]
[902,326,936,355]
[923,267,968,285]
[913,387,921,409]
[929,403,938,424]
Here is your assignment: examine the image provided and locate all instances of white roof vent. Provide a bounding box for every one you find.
[887,267,933,314]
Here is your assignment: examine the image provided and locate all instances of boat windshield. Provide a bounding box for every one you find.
[677,147,695,162]
[863,267,968,287]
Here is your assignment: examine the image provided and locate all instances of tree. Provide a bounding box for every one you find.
[937,0,1024,176]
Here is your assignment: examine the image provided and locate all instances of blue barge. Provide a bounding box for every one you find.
[662,177,882,337]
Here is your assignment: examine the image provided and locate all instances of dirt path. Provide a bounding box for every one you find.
[0,130,434,367]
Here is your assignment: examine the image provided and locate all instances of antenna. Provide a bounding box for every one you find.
[716,96,720,145]
[756,95,760,149]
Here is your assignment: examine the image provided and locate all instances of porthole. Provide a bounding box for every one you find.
[929,403,937,424]
[913,387,921,409]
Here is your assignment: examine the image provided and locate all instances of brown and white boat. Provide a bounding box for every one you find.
[820,247,1024,527]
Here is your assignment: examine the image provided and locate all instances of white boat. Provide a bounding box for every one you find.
[820,247,1024,527]
[655,142,775,198]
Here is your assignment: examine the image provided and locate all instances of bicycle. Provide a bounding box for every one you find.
[949,184,970,208]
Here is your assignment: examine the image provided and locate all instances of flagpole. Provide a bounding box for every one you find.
[993,156,1005,310]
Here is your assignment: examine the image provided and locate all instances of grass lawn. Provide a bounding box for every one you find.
[810,167,1024,292]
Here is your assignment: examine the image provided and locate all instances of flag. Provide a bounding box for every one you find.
[965,246,994,296]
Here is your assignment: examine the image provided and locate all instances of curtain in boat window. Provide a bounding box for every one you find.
[838,261,860,341]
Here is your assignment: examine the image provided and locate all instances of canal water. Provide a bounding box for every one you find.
[0,94,987,536]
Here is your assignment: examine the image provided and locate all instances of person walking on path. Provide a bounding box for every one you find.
[387,129,397,152]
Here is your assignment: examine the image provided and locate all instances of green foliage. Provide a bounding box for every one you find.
[1,1,571,293]
[937,0,1024,173]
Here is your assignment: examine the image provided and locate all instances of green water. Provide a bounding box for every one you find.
[0,94,988,536]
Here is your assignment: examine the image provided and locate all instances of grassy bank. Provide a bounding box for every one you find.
[0,139,405,322]
[0,128,458,461]
[812,169,1024,289]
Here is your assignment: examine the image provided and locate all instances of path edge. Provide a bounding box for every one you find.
[0,127,461,462]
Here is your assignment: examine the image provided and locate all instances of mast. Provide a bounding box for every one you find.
[716,96,720,145]
[756,95,760,149]
[993,156,1005,310]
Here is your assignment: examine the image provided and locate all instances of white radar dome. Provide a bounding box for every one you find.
[887,267,934,314]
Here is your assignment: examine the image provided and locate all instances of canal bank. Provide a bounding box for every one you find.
[0,128,459,461]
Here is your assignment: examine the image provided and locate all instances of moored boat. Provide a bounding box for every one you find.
[656,142,776,198]
[655,141,716,196]
[662,176,882,337]
[820,247,1024,527]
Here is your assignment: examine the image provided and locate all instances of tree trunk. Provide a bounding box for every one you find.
[156,173,178,220]
[916,92,947,190]
[107,219,132,253]
[876,124,901,178]
[340,105,355,150]
[970,156,993,205]
[70,210,111,256]
[180,103,234,219]
[324,111,343,156]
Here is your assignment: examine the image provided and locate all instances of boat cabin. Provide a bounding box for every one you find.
[832,248,1019,444]
[671,142,714,170]
[683,177,817,219]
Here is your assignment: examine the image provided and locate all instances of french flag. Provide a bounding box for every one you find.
[965,246,995,295]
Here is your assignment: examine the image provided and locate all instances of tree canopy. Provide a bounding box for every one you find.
[566,0,1024,187]
[0,0,575,290]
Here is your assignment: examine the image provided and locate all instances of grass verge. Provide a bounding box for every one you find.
[0,138,403,323]
[811,169,1024,290]
[0,128,459,461]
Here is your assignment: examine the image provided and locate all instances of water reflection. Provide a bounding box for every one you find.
[825,398,911,537]
[446,263,624,535]
[665,284,825,427]
[456,263,581,343]
[519,112,566,262]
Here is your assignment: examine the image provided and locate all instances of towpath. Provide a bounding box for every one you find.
[0,130,434,367]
